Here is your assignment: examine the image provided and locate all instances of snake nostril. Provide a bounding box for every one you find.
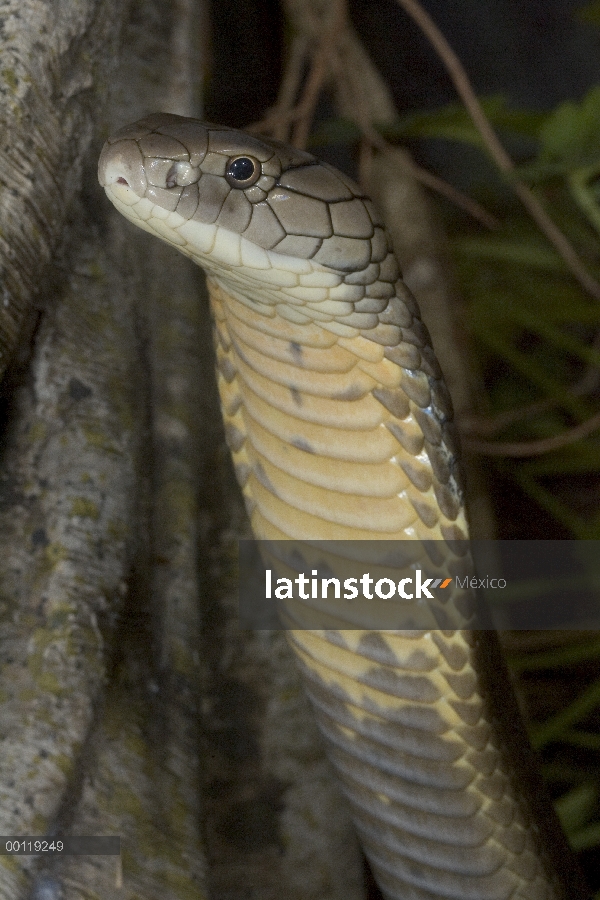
[117,177,129,185]
[165,160,201,188]
[165,165,178,189]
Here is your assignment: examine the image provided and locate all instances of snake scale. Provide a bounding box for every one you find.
[98,113,588,900]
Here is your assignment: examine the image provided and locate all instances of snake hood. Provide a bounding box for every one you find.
[98,113,402,317]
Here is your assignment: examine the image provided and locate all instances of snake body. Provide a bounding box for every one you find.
[98,113,585,899]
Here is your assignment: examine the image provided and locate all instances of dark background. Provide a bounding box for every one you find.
[207,0,600,129]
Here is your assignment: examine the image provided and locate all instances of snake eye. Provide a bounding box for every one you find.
[225,155,261,189]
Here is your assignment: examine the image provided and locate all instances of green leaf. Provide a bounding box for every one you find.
[507,636,600,673]
[530,677,600,749]
[564,730,600,751]
[516,471,598,538]
[555,781,598,834]
[380,95,544,147]
[453,235,566,271]
[311,97,545,152]
[538,85,600,169]
[308,118,361,147]
[514,157,578,181]
[577,0,600,25]
[523,442,600,477]
[570,820,600,852]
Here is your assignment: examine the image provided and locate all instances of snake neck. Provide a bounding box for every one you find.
[207,274,467,546]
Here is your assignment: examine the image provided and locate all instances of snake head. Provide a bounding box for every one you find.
[98,113,397,300]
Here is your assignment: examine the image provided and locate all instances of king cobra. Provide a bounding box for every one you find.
[98,113,589,900]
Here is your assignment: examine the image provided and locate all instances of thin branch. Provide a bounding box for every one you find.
[358,135,373,190]
[329,48,499,228]
[246,105,303,138]
[394,0,600,302]
[463,410,600,457]
[246,34,310,140]
[292,0,348,149]
[406,160,500,230]
[271,34,309,142]
[350,112,500,230]
[250,27,499,229]
[460,398,557,437]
